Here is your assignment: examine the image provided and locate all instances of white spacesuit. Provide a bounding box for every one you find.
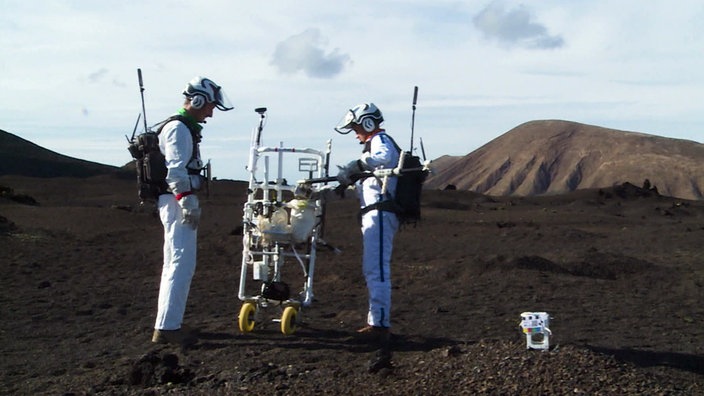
[152,76,232,344]
[357,132,400,329]
[154,113,203,331]
[335,103,400,330]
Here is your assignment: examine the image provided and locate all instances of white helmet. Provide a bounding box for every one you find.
[183,76,234,111]
[335,103,384,134]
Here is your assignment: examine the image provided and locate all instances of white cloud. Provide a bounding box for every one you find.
[473,1,564,49]
[270,29,351,78]
[87,68,109,84]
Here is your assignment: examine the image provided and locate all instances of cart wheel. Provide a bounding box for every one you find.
[281,306,298,335]
[238,302,256,333]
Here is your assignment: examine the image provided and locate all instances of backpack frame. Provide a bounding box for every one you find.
[127,115,200,202]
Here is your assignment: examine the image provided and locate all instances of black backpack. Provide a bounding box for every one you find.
[393,149,428,225]
[127,115,200,202]
[388,85,429,225]
[360,134,428,225]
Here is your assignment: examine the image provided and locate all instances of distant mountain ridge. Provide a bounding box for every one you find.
[0,129,127,178]
[4,122,704,200]
[425,120,704,200]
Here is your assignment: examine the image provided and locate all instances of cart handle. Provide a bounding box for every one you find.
[298,172,376,185]
[299,165,426,185]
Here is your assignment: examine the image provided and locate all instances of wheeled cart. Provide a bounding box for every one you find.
[237,108,332,335]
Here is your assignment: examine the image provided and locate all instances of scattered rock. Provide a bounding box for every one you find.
[0,215,18,234]
[129,351,194,387]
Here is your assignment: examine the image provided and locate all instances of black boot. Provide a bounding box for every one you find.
[367,338,393,373]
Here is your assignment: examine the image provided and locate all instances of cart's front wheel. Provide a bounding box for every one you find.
[281,306,298,335]
[238,302,257,333]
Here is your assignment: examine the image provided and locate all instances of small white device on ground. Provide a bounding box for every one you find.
[519,312,552,350]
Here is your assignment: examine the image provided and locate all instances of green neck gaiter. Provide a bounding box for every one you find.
[178,108,203,134]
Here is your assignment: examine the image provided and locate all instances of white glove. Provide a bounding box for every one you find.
[177,194,201,229]
[336,159,363,185]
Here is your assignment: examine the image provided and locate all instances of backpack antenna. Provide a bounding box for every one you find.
[409,86,418,153]
[419,137,427,162]
[126,113,141,143]
[254,107,267,146]
[137,68,149,134]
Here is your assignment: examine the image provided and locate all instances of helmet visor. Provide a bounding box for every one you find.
[214,87,234,111]
[334,109,355,134]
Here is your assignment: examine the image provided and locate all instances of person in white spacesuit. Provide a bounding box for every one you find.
[151,76,233,346]
[334,103,401,347]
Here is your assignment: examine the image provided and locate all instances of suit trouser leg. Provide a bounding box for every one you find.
[155,194,198,330]
[361,210,398,328]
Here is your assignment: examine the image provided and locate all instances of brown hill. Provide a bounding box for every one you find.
[426,120,704,200]
[0,129,130,178]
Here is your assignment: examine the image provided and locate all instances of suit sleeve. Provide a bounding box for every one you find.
[159,121,194,195]
[358,133,398,170]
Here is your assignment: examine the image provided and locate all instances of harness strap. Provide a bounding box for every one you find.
[359,200,401,216]
[156,115,202,165]
[357,132,404,221]
[154,115,203,195]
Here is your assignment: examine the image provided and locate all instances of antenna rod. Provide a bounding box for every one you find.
[254,107,267,146]
[420,137,427,162]
[137,68,148,133]
[409,86,418,152]
[127,113,141,142]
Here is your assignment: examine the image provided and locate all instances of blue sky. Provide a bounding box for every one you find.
[3,0,704,181]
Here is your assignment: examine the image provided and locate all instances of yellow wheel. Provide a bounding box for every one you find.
[281,306,298,335]
[238,302,256,333]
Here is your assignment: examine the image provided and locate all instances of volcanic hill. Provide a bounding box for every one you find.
[425,120,704,200]
[0,129,129,178]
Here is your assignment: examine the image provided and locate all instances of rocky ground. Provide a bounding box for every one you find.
[1,175,704,395]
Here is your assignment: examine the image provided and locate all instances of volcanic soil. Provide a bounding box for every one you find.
[2,175,704,395]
